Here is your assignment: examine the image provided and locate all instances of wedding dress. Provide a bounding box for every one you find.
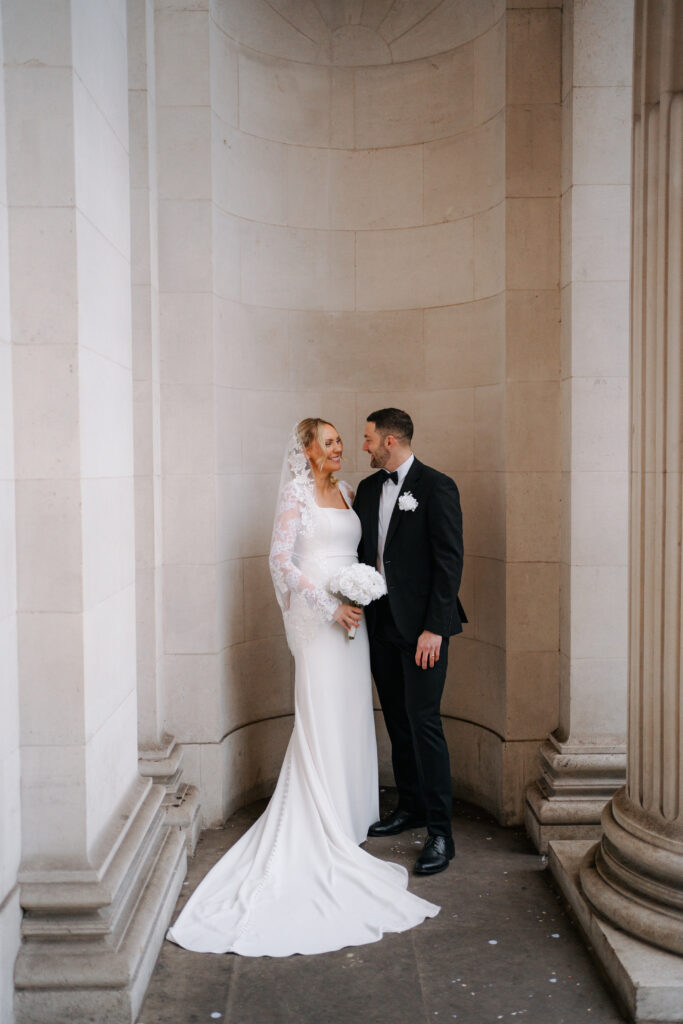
[166,431,439,957]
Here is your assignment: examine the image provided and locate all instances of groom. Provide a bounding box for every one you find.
[353,408,466,875]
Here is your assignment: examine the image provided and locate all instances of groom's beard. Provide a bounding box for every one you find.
[370,451,389,469]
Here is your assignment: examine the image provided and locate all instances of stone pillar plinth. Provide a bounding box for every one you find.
[580,0,683,960]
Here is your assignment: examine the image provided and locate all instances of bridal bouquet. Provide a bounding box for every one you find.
[329,564,387,639]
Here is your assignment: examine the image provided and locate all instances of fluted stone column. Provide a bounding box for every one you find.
[579,0,683,960]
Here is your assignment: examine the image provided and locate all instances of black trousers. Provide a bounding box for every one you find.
[369,596,453,839]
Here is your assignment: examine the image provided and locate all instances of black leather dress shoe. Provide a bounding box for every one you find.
[367,808,427,837]
[414,835,455,874]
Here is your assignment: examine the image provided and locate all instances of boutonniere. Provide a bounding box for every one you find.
[398,491,418,512]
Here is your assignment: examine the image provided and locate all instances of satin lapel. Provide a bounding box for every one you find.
[366,471,383,564]
[384,458,423,553]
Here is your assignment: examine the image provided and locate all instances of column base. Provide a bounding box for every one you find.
[549,839,683,1023]
[15,779,186,1024]
[524,737,626,851]
[139,736,201,854]
[0,886,21,1024]
[580,790,683,956]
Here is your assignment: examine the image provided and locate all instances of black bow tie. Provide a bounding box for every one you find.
[383,470,399,485]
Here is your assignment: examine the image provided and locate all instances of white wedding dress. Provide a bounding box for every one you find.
[167,476,439,957]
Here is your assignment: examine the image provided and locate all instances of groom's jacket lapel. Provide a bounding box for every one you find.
[357,470,384,566]
[384,458,423,554]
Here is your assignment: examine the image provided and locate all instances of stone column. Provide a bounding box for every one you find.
[5,2,186,1018]
[579,0,683,959]
[525,0,634,852]
[128,0,200,850]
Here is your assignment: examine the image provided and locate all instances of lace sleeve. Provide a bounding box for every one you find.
[269,488,340,621]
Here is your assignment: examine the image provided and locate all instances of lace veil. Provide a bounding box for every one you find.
[268,424,340,647]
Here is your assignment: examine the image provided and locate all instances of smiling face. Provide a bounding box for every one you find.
[362,421,390,469]
[307,422,343,476]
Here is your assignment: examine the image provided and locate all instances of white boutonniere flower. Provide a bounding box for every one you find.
[398,491,418,512]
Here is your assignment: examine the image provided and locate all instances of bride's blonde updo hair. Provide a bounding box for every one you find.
[297,417,340,484]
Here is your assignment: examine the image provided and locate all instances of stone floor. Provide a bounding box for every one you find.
[138,792,626,1024]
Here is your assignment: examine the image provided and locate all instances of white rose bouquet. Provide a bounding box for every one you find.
[329,563,387,639]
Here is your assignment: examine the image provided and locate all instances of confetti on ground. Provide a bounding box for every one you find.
[552,933,560,938]
[488,939,498,945]
[210,1015,222,1020]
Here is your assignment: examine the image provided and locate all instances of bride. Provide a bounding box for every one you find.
[166,418,439,956]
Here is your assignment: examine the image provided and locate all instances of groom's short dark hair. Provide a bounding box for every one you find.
[367,408,413,444]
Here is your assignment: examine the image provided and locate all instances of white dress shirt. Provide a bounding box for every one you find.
[377,453,414,577]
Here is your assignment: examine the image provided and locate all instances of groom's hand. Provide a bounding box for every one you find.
[415,630,442,670]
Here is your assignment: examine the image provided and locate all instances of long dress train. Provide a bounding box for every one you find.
[166,494,439,957]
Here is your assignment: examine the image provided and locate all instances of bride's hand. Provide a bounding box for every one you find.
[333,603,362,631]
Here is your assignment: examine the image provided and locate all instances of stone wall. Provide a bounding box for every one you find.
[155,0,565,828]
[0,3,21,1017]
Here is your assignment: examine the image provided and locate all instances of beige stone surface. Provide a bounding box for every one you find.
[355,47,474,148]
[243,555,284,642]
[288,309,424,391]
[564,280,630,378]
[567,184,631,282]
[241,220,355,311]
[213,0,326,65]
[158,199,212,293]
[506,104,562,198]
[160,292,213,385]
[506,650,559,738]
[157,106,212,202]
[506,471,561,562]
[329,145,423,230]
[155,10,209,107]
[506,198,560,291]
[160,381,214,476]
[387,0,500,63]
[571,0,634,88]
[506,380,561,472]
[424,114,504,223]
[238,50,331,147]
[506,561,559,652]
[506,289,560,381]
[446,636,506,734]
[214,299,289,391]
[474,201,505,299]
[424,295,504,389]
[506,8,561,105]
[474,18,505,123]
[464,469,505,560]
[569,470,628,566]
[209,19,239,127]
[331,24,391,65]
[473,555,506,648]
[568,376,629,472]
[571,86,632,186]
[213,120,286,224]
[7,207,77,346]
[356,219,474,310]
[568,564,627,660]
[474,383,504,471]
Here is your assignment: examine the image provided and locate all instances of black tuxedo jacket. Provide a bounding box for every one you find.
[353,458,466,643]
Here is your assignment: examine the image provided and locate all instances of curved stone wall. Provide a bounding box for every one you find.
[155,0,554,825]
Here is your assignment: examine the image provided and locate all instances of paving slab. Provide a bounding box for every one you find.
[138,792,626,1024]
